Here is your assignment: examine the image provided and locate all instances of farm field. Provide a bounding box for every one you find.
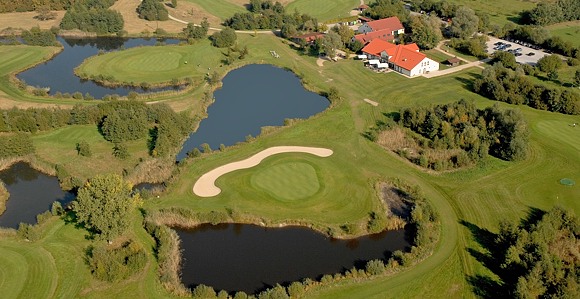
[0,25,578,299]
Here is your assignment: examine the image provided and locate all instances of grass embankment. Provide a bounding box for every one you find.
[547,21,580,47]
[0,45,83,109]
[286,0,359,22]
[0,33,578,298]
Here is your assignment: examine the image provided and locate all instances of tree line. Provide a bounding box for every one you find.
[473,63,580,115]
[224,0,319,32]
[137,0,168,21]
[0,0,69,13]
[520,0,580,26]
[366,100,530,170]
[0,101,194,158]
[467,207,578,298]
[60,0,124,34]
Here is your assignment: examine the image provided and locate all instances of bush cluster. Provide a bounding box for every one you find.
[60,0,123,34]
[0,133,34,159]
[225,0,318,31]
[473,63,580,115]
[86,240,147,282]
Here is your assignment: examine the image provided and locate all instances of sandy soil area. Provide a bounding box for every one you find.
[111,0,189,34]
[0,11,66,32]
[193,146,333,197]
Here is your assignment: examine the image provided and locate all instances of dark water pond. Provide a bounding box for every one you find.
[177,224,410,294]
[17,37,180,99]
[176,64,330,160]
[0,162,74,228]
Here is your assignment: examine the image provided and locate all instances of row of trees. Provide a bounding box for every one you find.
[473,63,580,115]
[0,101,193,157]
[60,0,124,34]
[0,0,69,13]
[399,100,529,162]
[224,1,319,32]
[0,133,34,158]
[137,0,168,21]
[521,0,580,26]
[21,27,59,46]
[469,207,578,298]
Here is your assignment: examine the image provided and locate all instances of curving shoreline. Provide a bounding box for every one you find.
[193,146,333,197]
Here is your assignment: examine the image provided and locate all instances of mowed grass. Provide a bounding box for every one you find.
[286,0,359,22]
[76,43,223,85]
[32,125,150,180]
[251,159,321,201]
[184,0,246,21]
[547,21,580,47]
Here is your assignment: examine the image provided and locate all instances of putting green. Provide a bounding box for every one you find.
[251,161,320,201]
[123,52,182,72]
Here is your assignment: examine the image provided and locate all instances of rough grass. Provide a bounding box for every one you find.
[547,21,580,47]
[0,11,66,32]
[31,125,151,181]
[251,159,320,201]
[286,0,359,22]
[446,0,537,26]
[184,0,246,22]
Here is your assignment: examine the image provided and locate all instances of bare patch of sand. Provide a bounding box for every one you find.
[363,98,378,106]
[0,11,65,32]
[111,0,188,34]
[193,146,333,197]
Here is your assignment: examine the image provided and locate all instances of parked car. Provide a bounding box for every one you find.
[527,52,535,56]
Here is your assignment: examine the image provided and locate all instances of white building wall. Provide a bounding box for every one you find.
[409,58,439,76]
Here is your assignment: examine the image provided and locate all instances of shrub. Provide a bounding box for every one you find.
[86,240,147,282]
[76,140,92,157]
[365,259,385,275]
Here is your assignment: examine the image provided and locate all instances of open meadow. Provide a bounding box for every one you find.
[547,21,580,47]
[0,29,578,299]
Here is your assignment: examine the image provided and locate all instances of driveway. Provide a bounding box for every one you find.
[485,36,549,65]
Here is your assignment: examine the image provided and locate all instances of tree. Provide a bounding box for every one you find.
[537,55,563,73]
[112,143,129,159]
[408,14,442,49]
[348,39,364,52]
[76,140,92,157]
[320,31,342,59]
[450,6,479,38]
[183,18,209,40]
[73,174,139,243]
[137,0,168,21]
[492,51,517,69]
[171,0,177,8]
[332,24,354,46]
[211,27,237,48]
[574,70,580,87]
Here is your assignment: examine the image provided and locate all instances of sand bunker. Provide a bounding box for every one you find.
[193,146,333,197]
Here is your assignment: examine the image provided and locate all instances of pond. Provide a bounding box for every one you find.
[176,224,410,294]
[17,37,180,99]
[0,162,74,229]
[176,64,330,161]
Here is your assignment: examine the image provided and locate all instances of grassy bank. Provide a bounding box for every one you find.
[547,21,580,47]
[286,0,359,22]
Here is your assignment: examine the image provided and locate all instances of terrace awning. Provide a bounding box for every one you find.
[368,59,380,65]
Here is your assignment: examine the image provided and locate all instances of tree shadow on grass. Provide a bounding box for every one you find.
[454,72,480,92]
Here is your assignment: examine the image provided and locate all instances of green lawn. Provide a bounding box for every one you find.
[286,0,359,22]
[251,159,321,201]
[446,0,536,26]
[32,125,150,181]
[547,21,580,47]
[0,31,579,298]
[184,0,246,21]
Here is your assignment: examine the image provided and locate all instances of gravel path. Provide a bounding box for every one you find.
[193,146,333,197]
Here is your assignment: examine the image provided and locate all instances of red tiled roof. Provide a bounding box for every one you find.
[361,39,397,56]
[354,29,395,44]
[362,40,426,70]
[293,32,325,42]
[365,16,404,32]
[390,44,426,70]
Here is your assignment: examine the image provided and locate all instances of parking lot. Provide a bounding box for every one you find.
[486,36,550,65]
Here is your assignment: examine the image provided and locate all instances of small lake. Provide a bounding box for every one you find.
[176,64,330,160]
[177,224,410,294]
[17,37,180,99]
[0,162,74,228]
